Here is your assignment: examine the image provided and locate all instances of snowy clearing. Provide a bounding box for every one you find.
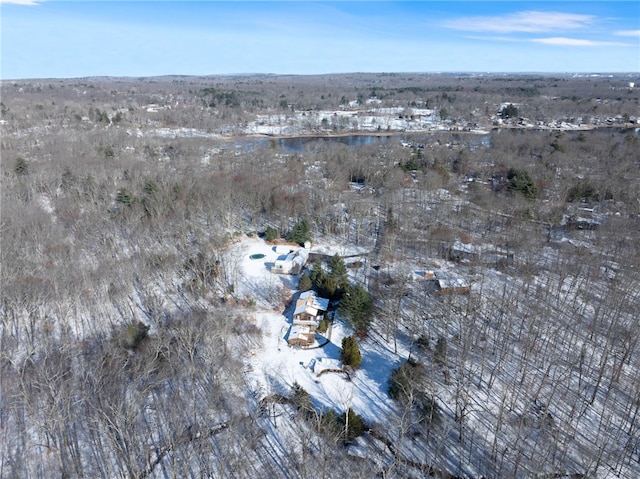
[229,236,402,426]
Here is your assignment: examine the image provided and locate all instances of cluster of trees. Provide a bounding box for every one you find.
[506,167,538,201]
[287,218,311,245]
[388,359,441,428]
[300,254,373,333]
[499,103,519,119]
[290,382,367,443]
[300,254,349,299]
[338,284,373,333]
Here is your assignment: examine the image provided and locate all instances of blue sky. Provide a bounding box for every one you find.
[1,1,639,79]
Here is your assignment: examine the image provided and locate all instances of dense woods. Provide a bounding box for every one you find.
[1,72,639,478]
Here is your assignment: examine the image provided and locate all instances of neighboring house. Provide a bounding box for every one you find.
[562,214,602,231]
[446,240,479,263]
[272,248,309,275]
[446,240,514,265]
[287,290,330,347]
[434,271,471,295]
[423,271,471,295]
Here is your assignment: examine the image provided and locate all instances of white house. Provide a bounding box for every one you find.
[293,290,329,324]
[271,248,308,275]
[287,290,330,347]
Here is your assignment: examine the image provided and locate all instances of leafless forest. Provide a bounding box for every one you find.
[1,73,640,478]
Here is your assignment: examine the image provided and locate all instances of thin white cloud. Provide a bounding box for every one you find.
[0,0,42,4]
[532,37,631,47]
[443,11,597,34]
[615,30,640,37]
[463,35,526,43]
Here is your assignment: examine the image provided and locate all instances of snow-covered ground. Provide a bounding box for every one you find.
[224,233,640,478]
[149,127,223,139]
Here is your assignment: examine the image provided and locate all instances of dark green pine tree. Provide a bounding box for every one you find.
[340,335,362,369]
[310,260,326,291]
[264,226,279,242]
[328,254,349,291]
[339,284,373,333]
[298,273,312,292]
[288,219,311,245]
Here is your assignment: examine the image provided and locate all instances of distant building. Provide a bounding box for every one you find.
[434,272,471,295]
[561,212,602,231]
[446,240,514,265]
[422,271,471,295]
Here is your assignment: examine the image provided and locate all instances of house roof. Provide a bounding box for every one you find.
[295,290,329,316]
[288,324,314,344]
[296,305,320,319]
[452,240,478,255]
[275,249,309,267]
[435,273,470,290]
[275,252,296,264]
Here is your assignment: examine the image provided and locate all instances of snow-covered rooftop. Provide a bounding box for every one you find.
[296,290,329,314]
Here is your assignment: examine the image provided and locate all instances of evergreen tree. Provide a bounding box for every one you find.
[318,275,338,300]
[288,219,311,245]
[291,382,312,414]
[264,226,279,242]
[389,360,441,425]
[309,260,326,290]
[124,321,150,350]
[343,409,366,440]
[507,168,537,201]
[339,284,373,333]
[298,273,312,292]
[116,188,133,206]
[143,179,158,195]
[317,318,329,333]
[500,103,518,119]
[389,360,423,401]
[434,336,448,367]
[328,254,349,291]
[340,335,362,368]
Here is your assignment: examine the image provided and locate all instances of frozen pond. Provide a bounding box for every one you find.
[232,132,492,153]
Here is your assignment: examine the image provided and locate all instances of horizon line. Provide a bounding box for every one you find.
[2,71,639,82]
